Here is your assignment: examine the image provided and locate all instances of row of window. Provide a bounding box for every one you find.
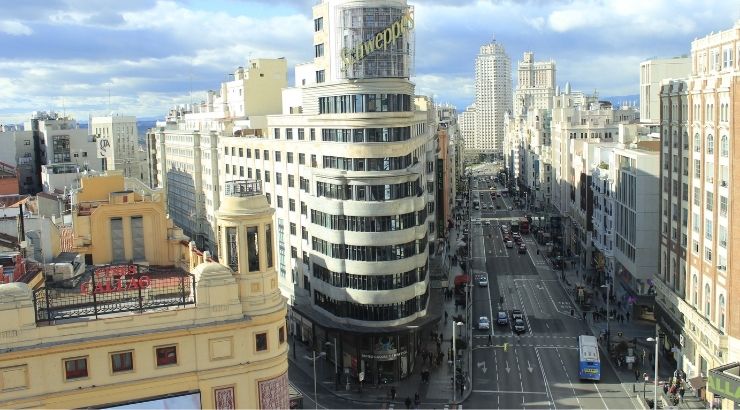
[692,133,729,158]
[310,209,426,232]
[225,146,308,163]
[322,154,414,171]
[319,94,412,114]
[312,263,427,291]
[61,328,286,382]
[321,127,412,143]
[315,179,421,201]
[313,289,429,321]
[311,237,428,262]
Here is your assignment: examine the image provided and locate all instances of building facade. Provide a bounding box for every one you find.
[640,57,691,124]
[90,115,149,183]
[473,40,511,157]
[656,21,740,409]
[148,59,288,251]
[459,104,476,160]
[0,175,289,409]
[217,0,440,385]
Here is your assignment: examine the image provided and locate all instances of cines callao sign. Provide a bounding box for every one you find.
[340,9,414,69]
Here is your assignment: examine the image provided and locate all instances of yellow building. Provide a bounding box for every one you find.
[0,175,289,409]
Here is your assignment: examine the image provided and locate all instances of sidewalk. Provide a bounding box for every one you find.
[529,235,705,410]
[287,222,472,408]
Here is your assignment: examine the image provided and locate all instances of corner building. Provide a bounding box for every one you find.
[220,0,439,385]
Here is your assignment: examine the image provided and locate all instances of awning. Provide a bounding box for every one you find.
[689,376,707,390]
[454,274,470,286]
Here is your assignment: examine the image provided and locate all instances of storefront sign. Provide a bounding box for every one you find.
[708,374,740,401]
[340,9,414,68]
[361,351,407,360]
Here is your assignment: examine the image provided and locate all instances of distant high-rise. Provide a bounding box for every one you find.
[473,40,511,156]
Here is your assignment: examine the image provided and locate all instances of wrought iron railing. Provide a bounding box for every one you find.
[33,264,196,324]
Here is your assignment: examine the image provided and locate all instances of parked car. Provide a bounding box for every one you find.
[478,276,489,287]
[513,318,526,334]
[511,309,524,321]
[496,311,509,325]
[478,316,491,330]
[505,240,514,248]
[518,244,527,254]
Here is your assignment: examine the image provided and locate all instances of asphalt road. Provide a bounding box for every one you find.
[465,178,638,409]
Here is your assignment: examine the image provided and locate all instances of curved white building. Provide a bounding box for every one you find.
[219,0,439,385]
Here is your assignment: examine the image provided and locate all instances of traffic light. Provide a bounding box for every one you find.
[503,343,508,352]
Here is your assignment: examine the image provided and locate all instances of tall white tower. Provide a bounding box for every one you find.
[474,40,512,157]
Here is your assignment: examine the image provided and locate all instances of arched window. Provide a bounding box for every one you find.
[707,134,714,155]
[719,294,726,330]
[694,133,701,153]
[692,275,698,306]
[683,132,689,149]
[721,135,729,157]
[704,284,711,317]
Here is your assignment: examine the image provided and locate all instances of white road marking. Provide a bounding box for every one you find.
[593,381,609,409]
[555,347,582,409]
[472,390,548,395]
[534,347,556,410]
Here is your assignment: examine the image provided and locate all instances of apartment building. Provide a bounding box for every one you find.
[0,174,289,409]
[90,115,149,183]
[550,87,639,264]
[459,103,476,160]
[218,0,439,385]
[656,21,740,409]
[148,59,288,250]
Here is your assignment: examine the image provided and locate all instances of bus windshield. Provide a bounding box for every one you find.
[578,335,601,381]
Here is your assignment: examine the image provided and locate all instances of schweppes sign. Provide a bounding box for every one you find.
[340,9,414,69]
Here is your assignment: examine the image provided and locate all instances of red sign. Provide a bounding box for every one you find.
[80,265,151,295]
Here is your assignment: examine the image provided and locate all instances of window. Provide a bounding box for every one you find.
[298,128,305,140]
[316,70,325,83]
[705,219,713,241]
[156,346,178,367]
[24,139,30,145]
[111,351,134,373]
[274,128,281,139]
[694,133,701,152]
[247,226,260,272]
[239,148,243,157]
[275,151,282,162]
[706,192,714,211]
[705,246,712,262]
[694,160,701,179]
[264,150,270,160]
[310,128,316,141]
[287,152,294,163]
[720,196,728,217]
[279,327,286,344]
[256,333,268,351]
[277,196,283,208]
[299,153,305,165]
[720,135,729,157]
[315,43,324,58]
[719,295,726,330]
[265,171,271,183]
[289,198,295,211]
[314,17,323,32]
[288,175,295,188]
[247,148,252,158]
[255,150,260,159]
[704,284,711,317]
[290,222,296,236]
[275,172,282,185]
[692,274,698,306]
[707,134,714,155]
[64,357,88,380]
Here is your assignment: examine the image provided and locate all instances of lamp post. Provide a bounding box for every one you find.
[452,321,464,405]
[601,282,611,352]
[305,351,326,409]
[647,334,659,409]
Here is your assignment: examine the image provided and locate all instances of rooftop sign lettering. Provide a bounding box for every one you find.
[340,9,414,69]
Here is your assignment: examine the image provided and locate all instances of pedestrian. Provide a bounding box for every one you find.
[626,311,630,321]
[635,368,640,382]
[391,386,397,400]
[414,392,421,407]
[488,334,492,345]
[679,386,685,402]
[405,397,411,409]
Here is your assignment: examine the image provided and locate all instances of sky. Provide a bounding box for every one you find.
[0,0,738,124]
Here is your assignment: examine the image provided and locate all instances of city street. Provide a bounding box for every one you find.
[465,177,639,409]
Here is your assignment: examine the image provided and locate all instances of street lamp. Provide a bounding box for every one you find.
[304,351,326,410]
[452,321,464,404]
[601,282,611,352]
[646,335,659,409]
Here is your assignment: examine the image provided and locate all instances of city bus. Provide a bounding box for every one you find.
[577,335,601,381]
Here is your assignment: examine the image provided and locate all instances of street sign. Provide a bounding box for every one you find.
[358,372,364,382]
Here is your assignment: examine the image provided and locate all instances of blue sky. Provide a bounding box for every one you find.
[0,0,738,123]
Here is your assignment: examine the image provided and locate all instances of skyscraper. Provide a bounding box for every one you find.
[473,40,511,157]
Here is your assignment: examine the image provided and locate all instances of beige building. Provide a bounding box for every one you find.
[640,56,690,124]
[656,20,740,410]
[0,175,289,409]
[90,115,150,183]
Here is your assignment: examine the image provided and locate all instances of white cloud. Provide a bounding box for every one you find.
[0,20,32,36]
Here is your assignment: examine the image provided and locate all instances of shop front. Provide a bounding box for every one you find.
[654,304,683,370]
